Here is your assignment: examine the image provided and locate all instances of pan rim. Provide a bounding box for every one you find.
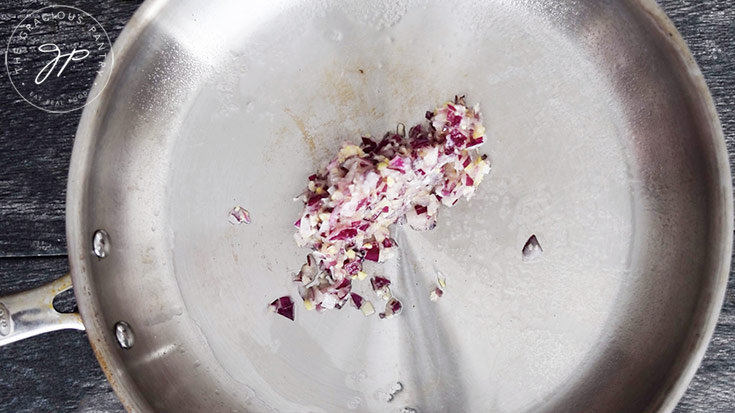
[67,0,168,411]
[627,1,733,411]
[65,1,733,412]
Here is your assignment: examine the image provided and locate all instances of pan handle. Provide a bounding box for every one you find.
[0,274,84,347]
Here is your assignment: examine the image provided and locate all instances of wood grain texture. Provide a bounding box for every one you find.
[0,257,123,413]
[0,0,732,412]
[0,1,142,257]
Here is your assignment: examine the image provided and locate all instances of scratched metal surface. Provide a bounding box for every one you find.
[0,0,732,412]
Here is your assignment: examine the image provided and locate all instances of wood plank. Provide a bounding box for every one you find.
[0,1,143,257]
[676,273,735,412]
[0,257,123,413]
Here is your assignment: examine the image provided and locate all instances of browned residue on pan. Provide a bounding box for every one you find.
[284,109,317,160]
[326,68,358,105]
[87,336,137,412]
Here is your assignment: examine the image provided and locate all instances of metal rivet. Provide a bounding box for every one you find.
[114,321,134,349]
[92,229,110,258]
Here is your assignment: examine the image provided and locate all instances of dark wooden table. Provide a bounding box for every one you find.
[0,1,733,412]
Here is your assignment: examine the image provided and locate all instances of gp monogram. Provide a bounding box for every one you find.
[5,5,114,113]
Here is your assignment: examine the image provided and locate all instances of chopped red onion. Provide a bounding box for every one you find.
[343,260,361,276]
[388,297,403,313]
[430,272,447,302]
[376,286,392,302]
[370,276,393,301]
[429,287,444,301]
[228,206,251,225]
[370,275,391,291]
[364,246,380,262]
[298,257,317,284]
[290,96,491,315]
[467,136,484,147]
[360,300,375,316]
[379,297,403,319]
[330,228,358,241]
[350,292,364,309]
[437,272,447,289]
[268,296,295,321]
[522,234,543,261]
[348,293,376,316]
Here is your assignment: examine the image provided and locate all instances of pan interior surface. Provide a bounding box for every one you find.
[72,0,730,412]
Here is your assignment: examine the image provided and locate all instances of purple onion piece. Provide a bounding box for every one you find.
[269,296,295,321]
[467,136,484,147]
[307,192,328,206]
[371,276,391,291]
[361,137,377,153]
[522,234,543,261]
[228,206,251,225]
[333,277,351,290]
[298,255,318,284]
[387,297,403,314]
[379,297,403,319]
[364,246,380,262]
[335,294,350,310]
[330,228,358,241]
[350,293,364,309]
[449,129,466,145]
[343,260,361,275]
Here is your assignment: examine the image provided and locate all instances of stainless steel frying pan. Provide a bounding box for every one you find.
[1,0,731,411]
